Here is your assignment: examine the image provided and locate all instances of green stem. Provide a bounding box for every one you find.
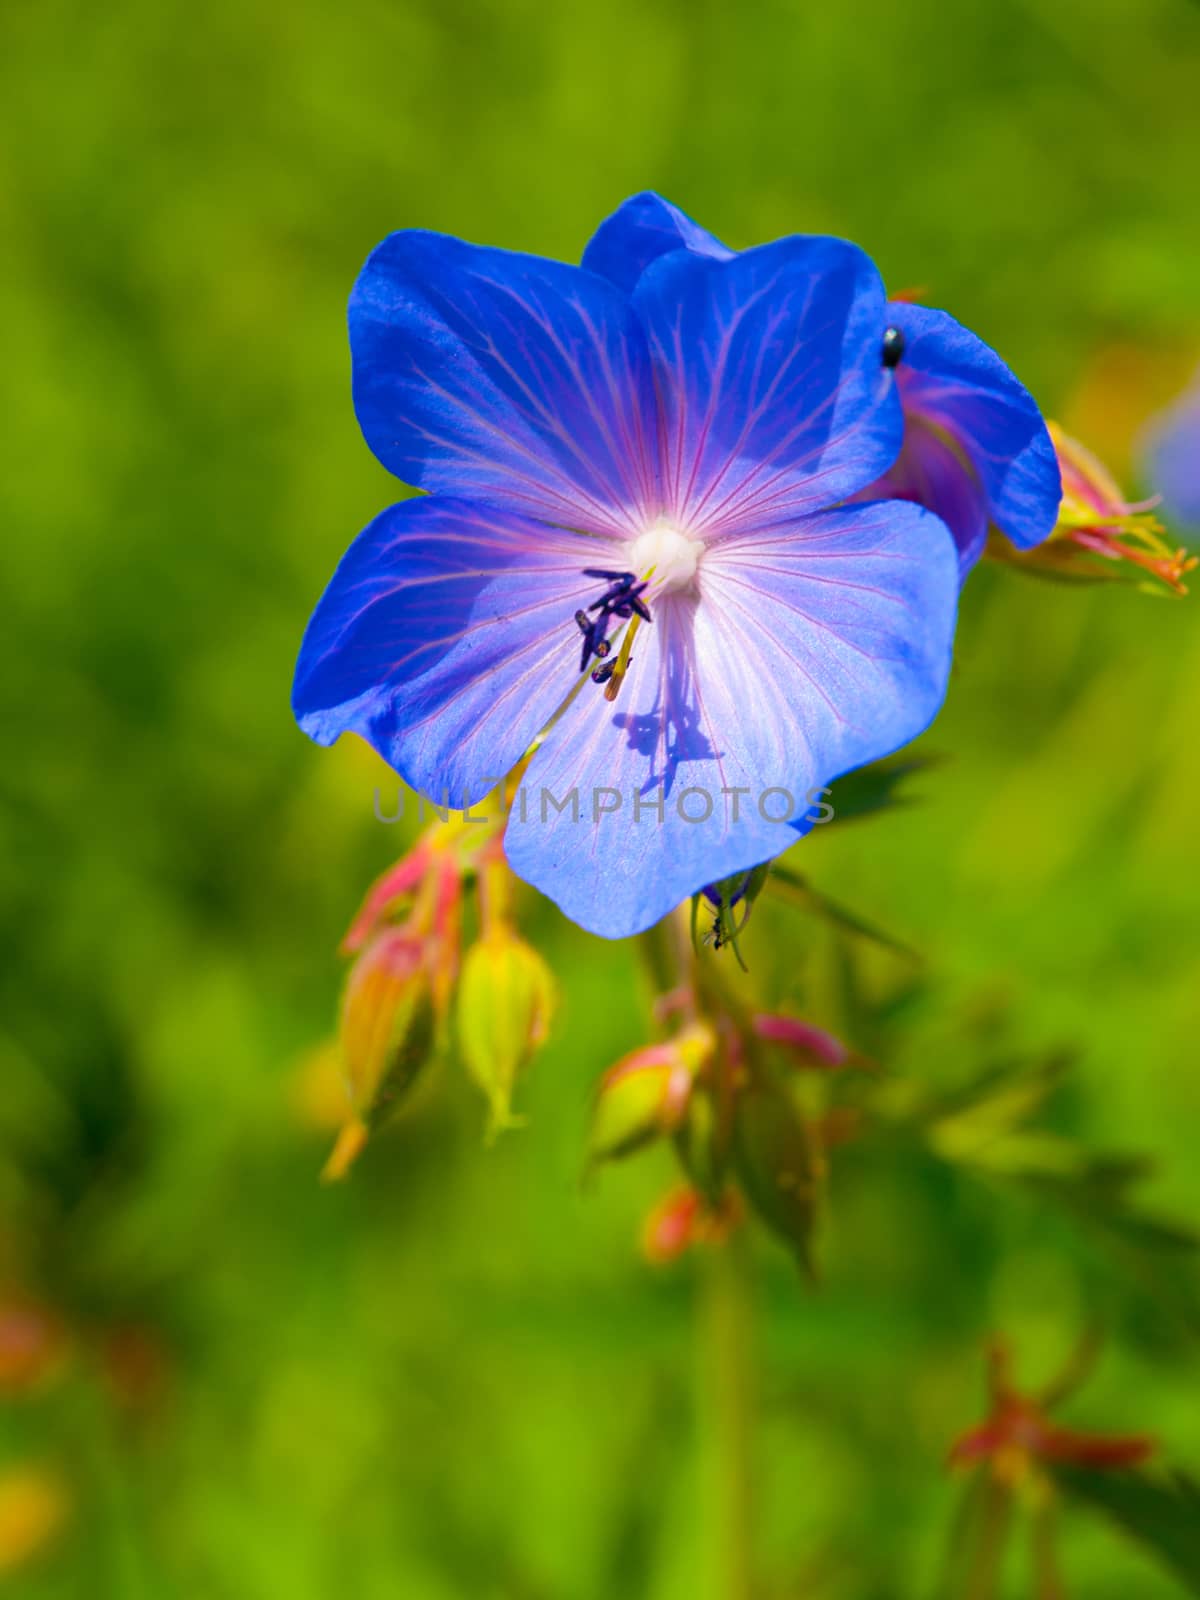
[963,1477,1013,1600]
[700,1235,756,1600]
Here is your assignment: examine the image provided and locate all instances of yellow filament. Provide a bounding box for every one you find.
[603,613,641,703]
[602,564,654,704]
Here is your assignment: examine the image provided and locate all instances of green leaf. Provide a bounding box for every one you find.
[925,1056,1069,1163]
[1019,1164,1200,1334]
[824,754,943,825]
[767,866,918,958]
[731,1084,821,1274]
[1055,1469,1200,1594]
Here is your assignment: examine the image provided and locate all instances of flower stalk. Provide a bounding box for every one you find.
[699,1234,756,1600]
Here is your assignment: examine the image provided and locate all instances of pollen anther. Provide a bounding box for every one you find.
[628,521,703,593]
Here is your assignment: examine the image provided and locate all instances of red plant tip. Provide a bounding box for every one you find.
[950,1340,1156,1479]
[0,1300,68,1394]
[949,1399,1154,1475]
[1036,1425,1155,1470]
[642,1187,704,1264]
[640,1186,741,1265]
[752,1013,852,1069]
[341,841,436,952]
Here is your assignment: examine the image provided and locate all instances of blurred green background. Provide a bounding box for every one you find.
[3,0,1199,1594]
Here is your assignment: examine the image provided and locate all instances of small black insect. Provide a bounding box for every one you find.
[881,326,905,369]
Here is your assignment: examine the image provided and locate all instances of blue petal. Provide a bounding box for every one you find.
[582,191,733,294]
[631,237,903,537]
[887,302,1061,550]
[504,499,958,937]
[350,233,661,538]
[293,497,616,807]
[862,416,989,578]
[1142,373,1200,530]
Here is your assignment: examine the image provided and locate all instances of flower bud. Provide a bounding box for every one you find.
[702,865,770,913]
[456,928,555,1136]
[697,865,771,963]
[641,1186,704,1263]
[341,837,463,1017]
[640,1185,741,1265]
[993,422,1196,593]
[340,929,435,1122]
[322,927,437,1180]
[588,1022,714,1164]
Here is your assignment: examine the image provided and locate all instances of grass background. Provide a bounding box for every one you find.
[2,0,1199,1594]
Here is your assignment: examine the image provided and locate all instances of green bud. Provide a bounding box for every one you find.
[457,929,555,1136]
[590,1048,689,1163]
[588,1023,714,1166]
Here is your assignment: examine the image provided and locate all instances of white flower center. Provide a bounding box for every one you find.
[627,520,704,593]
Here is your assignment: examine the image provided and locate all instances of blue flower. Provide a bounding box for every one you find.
[293,211,959,937]
[587,193,1062,578]
[1142,365,1200,531]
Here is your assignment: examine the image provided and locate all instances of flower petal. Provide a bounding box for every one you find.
[631,237,903,537]
[1142,372,1200,530]
[292,496,613,806]
[862,416,989,577]
[887,302,1061,549]
[503,499,958,937]
[350,233,660,538]
[701,498,959,792]
[582,191,733,294]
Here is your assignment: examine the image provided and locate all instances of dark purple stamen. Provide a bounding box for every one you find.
[588,574,651,617]
[575,608,613,673]
[571,568,653,679]
[589,579,648,611]
[609,589,651,623]
[591,656,629,685]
